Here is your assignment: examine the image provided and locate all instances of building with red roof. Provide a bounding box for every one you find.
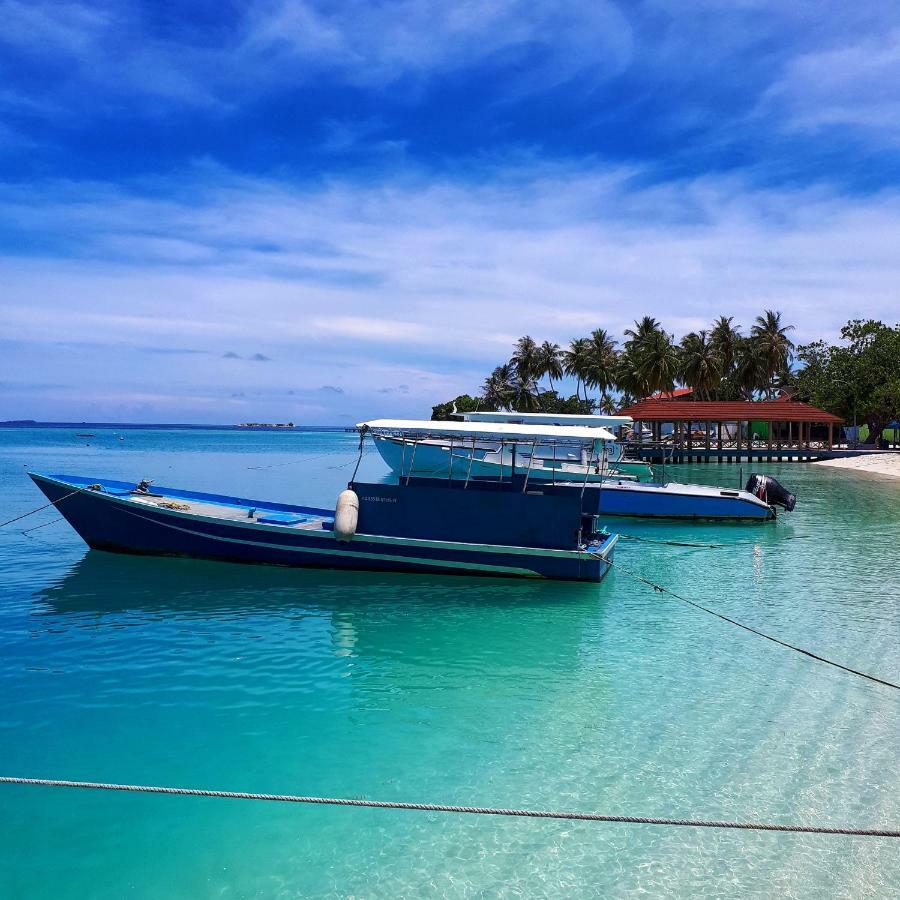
[618,397,844,451]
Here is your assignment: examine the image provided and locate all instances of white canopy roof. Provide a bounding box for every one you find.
[358,418,616,442]
[462,411,632,427]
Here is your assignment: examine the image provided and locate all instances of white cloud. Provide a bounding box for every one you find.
[2,161,900,420]
[239,0,634,90]
[766,28,900,141]
[309,316,430,343]
[0,0,634,114]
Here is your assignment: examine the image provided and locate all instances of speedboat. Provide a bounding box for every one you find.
[362,419,797,522]
[28,422,619,582]
[587,473,795,520]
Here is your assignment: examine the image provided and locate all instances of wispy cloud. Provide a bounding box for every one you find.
[765,28,900,142]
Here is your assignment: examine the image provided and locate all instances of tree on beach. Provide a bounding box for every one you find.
[584,328,618,403]
[433,308,809,418]
[635,328,679,396]
[511,336,541,382]
[431,394,484,420]
[710,315,742,378]
[536,340,563,391]
[678,330,722,400]
[751,309,795,398]
[624,316,662,344]
[482,363,516,410]
[795,320,900,446]
[732,338,768,399]
[562,338,592,401]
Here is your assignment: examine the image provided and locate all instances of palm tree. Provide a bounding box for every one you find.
[584,328,618,402]
[679,330,723,400]
[511,336,541,382]
[563,338,592,401]
[710,316,742,378]
[636,329,679,396]
[733,338,767,399]
[595,392,618,416]
[614,350,644,406]
[510,373,541,412]
[751,310,795,397]
[536,340,563,392]
[624,316,662,345]
[481,364,515,410]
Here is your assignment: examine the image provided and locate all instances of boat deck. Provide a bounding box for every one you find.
[43,474,337,532]
[129,494,334,530]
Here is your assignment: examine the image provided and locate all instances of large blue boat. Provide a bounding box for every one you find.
[28,423,619,582]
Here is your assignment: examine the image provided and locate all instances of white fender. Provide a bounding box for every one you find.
[333,488,359,542]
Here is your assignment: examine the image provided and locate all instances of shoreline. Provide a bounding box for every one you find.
[813,453,900,479]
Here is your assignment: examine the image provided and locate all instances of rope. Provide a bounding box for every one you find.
[1,777,897,837]
[350,428,367,482]
[608,560,900,692]
[21,517,65,535]
[617,534,725,549]
[0,489,83,529]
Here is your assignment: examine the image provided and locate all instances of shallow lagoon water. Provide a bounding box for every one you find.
[1,427,899,897]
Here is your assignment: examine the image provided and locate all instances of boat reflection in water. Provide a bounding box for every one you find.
[36,552,613,684]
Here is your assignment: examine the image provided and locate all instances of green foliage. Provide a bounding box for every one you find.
[795,320,900,444]
[430,394,486,421]
[433,310,810,418]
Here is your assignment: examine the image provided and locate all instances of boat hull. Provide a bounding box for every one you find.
[30,474,616,582]
[372,438,772,520]
[594,480,774,520]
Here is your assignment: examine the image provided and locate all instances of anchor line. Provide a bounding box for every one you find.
[0,777,897,838]
[617,534,724,548]
[607,559,900,692]
[0,488,84,530]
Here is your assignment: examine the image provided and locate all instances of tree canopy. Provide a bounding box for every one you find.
[431,314,898,441]
[795,320,900,444]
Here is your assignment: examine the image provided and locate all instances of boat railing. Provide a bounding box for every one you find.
[360,423,609,492]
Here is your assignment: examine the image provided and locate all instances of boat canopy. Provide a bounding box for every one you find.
[461,411,632,428]
[358,418,617,443]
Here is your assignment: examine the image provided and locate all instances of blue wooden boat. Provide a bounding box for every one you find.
[28,431,618,582]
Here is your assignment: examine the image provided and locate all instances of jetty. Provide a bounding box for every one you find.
[615,398,892,464]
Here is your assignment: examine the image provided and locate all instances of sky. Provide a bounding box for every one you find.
[1,1,900,424]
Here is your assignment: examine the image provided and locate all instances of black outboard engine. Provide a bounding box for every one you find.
[745,474,796,512]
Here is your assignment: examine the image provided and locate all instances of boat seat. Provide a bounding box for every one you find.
[256,512,318,526]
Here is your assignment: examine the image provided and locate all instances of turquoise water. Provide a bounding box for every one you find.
[1,428,899,898]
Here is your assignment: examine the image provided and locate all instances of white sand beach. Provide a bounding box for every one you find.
[814,453,900,478]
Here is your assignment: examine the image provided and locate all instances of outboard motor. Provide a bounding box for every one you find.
[745,474,796,512]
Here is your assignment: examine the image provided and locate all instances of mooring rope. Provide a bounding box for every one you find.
[1,777,897,837]
[608,560,900,692]
[617,534,725,548]
[0,488,84,530]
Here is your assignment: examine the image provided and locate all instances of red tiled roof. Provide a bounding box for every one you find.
[648,387,693,400]
[617,399,843,423]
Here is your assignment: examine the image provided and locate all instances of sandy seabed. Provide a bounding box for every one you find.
[814,453,900,478]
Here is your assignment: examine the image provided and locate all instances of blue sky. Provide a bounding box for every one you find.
[2,0,900,423]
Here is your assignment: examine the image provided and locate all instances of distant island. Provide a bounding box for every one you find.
[236,422,295,429]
